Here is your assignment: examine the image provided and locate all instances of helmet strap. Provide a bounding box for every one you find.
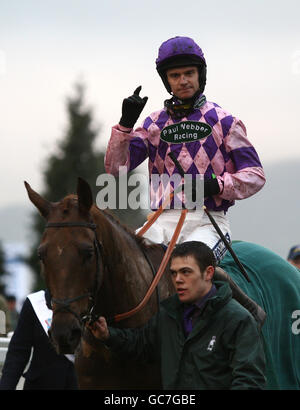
[164,92,206,119]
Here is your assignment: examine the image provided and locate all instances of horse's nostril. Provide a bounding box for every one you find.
[49,320,82,354]
[70,327,82,344]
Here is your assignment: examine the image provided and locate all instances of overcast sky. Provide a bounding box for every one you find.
[1,0,300,207]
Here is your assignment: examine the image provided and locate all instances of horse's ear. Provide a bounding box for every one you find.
[77,177,93,214]
[24,181,51,219]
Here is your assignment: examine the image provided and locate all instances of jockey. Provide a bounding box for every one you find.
[105,36,266,264]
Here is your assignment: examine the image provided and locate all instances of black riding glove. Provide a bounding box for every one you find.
[119,86,148,128]
[189,177,220,202]
[204,177,220,197]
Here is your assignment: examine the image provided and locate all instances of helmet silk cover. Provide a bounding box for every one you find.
[156,36,207,95]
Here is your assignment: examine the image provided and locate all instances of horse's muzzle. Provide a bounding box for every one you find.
[49,315,82,354]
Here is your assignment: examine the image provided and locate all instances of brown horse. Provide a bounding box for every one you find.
[24,177,175,389]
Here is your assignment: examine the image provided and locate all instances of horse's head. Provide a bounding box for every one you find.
[24,178,103,354]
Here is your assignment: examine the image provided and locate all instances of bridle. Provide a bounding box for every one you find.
[45,221,103,325]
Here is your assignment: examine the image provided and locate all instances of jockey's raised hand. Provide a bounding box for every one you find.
[119,86,148,129]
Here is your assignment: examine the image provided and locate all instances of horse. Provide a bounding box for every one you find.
[24,177,175,389]
[24,178,300,390]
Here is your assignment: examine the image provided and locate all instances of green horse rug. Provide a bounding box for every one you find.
[220,241,300,390]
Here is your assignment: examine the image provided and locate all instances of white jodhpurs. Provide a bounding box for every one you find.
[136,209,231,264]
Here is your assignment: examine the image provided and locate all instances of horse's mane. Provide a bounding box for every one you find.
[93,203,153,249]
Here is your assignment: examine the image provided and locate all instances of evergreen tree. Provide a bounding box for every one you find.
[26,82,147,290]
[0,240,8,295]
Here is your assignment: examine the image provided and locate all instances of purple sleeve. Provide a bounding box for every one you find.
[218,119,266,201]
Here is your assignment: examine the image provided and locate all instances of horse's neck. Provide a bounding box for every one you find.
[93,208,138,263]
[92,208,151,313]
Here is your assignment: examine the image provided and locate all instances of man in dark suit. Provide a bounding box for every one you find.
[0,290,78,390]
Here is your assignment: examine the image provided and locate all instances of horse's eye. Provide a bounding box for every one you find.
[85,249,94,258]
[82,247,94,262]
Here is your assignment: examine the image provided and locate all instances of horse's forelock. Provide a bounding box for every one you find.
[56,195,78,212]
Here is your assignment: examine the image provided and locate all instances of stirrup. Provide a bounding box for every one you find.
[214,267,267,328]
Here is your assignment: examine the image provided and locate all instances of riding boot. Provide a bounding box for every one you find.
[214,267,267,328]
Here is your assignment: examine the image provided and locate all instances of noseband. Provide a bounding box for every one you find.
[45,221,103,325]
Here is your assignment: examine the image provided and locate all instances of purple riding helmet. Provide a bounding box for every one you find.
[156,36,207,95]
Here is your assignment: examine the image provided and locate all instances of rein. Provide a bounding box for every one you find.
[45,221,103,325]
